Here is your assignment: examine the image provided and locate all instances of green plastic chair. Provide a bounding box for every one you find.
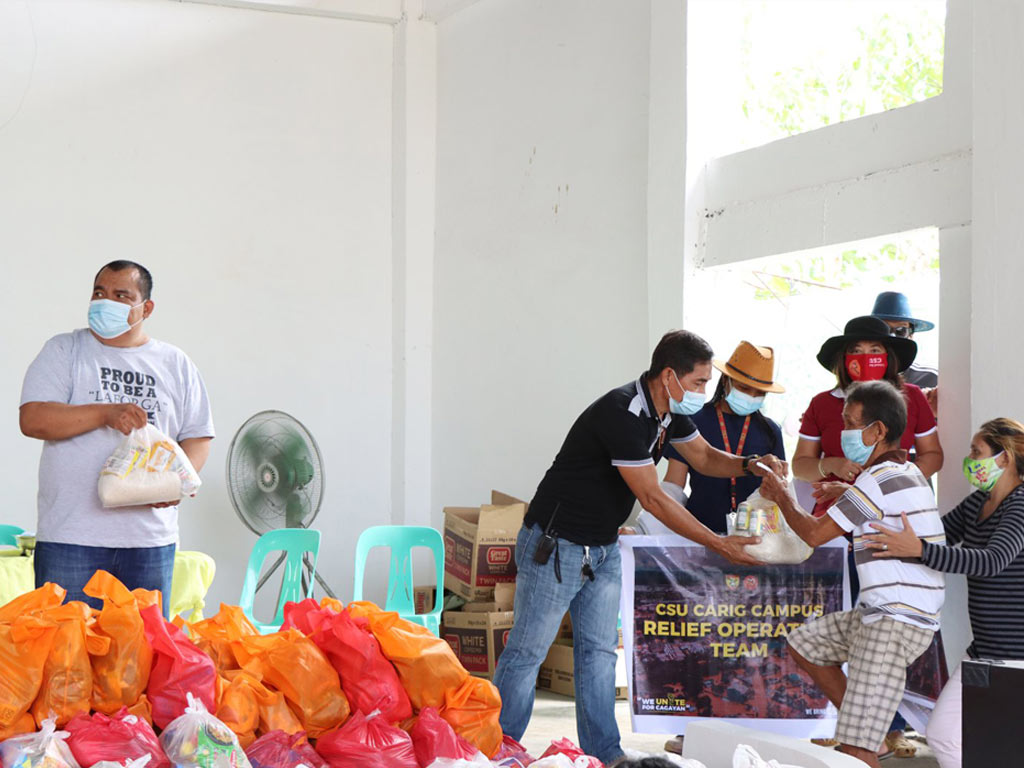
[0,525,25,547]
[239,528,321,634]
[353,526,444,635]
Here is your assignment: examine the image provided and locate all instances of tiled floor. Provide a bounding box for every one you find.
[520,690,940,766]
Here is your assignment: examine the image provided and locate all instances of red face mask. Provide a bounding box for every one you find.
[845,353,888,381]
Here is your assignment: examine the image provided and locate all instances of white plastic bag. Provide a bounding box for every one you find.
[97,424,201,508]
[0,718,81,768]
[732,743,804,768]
[158,694,251,768]
[425,757,492,768]
[728,487,812,564]
[89,756,153,768]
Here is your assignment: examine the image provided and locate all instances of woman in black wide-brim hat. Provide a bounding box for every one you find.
[790,315,944,758]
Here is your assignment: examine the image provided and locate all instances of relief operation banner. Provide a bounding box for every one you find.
[619,536,848,737]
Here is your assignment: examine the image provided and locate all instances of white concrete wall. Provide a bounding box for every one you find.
[432,0,654,512]
[0,0,394,611]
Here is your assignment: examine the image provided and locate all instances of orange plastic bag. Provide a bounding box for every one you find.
[190,604,259,674]
[216,671,260,747]
[348,602,469,711]
[440,675,503,758]
[233,629,350,738]
[0,614,58,733]
[84,571,161,714]
[0,712,37,742]
[0,582,66,622]
[32,601,112,727]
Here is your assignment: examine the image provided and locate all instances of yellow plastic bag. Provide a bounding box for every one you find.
[348,602,469,711]
[233,629,350,738]
[84,571,161,714]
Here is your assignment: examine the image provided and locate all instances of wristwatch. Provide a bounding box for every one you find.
[742,454,759,476]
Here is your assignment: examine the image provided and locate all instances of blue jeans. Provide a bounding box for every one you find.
[493,525,623,765]
[34,541,175,619]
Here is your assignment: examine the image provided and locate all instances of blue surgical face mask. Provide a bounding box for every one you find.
[88,299,144,340]
[725,385,765,416]
[840,423,878,466]
[669,371,706,416]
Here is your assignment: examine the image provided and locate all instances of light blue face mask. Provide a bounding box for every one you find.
[840,422,878,466]
[669,371,706,416]
[725,385,765,416]
[88,299,144,340]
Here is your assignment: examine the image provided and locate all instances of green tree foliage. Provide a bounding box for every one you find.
[736,4,944,299]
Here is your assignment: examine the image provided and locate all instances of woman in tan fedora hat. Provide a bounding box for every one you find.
[658,341,787,534]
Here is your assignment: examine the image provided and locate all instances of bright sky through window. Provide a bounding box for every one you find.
[688,0,946,161]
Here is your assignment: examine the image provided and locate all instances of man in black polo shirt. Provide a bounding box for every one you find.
[492,330,785,766]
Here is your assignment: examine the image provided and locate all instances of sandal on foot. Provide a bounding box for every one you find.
[884,732,918,758]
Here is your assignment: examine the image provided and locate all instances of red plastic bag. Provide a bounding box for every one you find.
[141,603,218,729]
[65,707,171,768]
[493,735,534,767]
[539,738,603,768]
[245,730,329,768]
[408,707,481,766]
[311,608,412,723]
[281,598,332,635]
[315,710,418,768]
[439,675,503,758]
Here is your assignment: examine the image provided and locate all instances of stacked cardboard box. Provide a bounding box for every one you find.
[442,582,515,680]
[440,491,526,680]
[443,491,526,601]
[537,612,628,700]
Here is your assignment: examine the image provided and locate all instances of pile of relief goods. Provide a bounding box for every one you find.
[0,572,605,768]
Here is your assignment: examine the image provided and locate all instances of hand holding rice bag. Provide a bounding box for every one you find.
[97,425,201,508]
[728,487,812,565]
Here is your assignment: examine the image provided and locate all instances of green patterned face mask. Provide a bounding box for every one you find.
[963,452,1005,492]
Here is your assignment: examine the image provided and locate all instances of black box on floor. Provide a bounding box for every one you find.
[962,658,1024,768]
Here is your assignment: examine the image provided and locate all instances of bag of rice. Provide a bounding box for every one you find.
[728,487,812,564]
[97,425,201,508]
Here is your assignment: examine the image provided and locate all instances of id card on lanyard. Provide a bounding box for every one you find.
[716,405,751,513]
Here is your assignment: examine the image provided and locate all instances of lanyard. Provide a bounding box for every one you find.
[716,405,751,513]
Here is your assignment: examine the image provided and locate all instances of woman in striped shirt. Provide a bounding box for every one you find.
[865,417,1024,768]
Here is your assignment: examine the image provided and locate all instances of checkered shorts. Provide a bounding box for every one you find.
[787,609,934,751]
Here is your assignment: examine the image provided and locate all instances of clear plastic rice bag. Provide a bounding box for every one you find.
[728,487,812,564]
[158,695,251,768]
[0,718,81,768]
[97,425,201,508]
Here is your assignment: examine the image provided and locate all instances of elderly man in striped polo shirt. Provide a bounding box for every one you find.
[758,379,945,768]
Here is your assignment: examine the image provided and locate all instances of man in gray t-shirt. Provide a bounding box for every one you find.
[19,260,214,616]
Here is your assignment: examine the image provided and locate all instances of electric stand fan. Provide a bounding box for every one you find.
[226,410,335,598]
